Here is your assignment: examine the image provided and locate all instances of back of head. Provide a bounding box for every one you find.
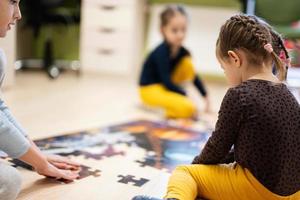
[217,14,287,81]
[248,15,290,63]
[160,4,187,27]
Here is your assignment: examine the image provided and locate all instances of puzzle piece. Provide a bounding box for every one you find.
[82,145,125,160]
[58,150,83,157]
[136,159,156,168]
[136,159,171,173]
[9,159,34,170]
[53,165,101,184]
[58,145,125,161]
[78,165,101,180]
[135,154,165,169]
[117,175,149,187]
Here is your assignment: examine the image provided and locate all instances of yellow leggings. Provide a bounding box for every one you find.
[139,56,197,118]
[165,163,300,200]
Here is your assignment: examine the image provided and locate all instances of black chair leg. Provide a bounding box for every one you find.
[44,39,60,79]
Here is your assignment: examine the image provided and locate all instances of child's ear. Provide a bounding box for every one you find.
[227,50,241,67]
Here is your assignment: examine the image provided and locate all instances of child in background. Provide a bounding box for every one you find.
[0,1,80,200]
[134,14,300,200]
[139,5,210,119]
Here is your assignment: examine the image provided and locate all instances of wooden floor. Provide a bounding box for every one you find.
[1,70,228,200]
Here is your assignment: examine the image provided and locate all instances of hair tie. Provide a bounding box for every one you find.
[279,50,286,60]
[264,43,273,53]
[279,50,291,67]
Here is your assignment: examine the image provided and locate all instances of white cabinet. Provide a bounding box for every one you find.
[80,0,145,75]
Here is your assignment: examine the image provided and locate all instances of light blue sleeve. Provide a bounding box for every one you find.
[0,99,30,158]
[0,110,30,158]
[0,99,28,137]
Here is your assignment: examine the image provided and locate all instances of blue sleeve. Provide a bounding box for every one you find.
[0,99,28,137]
[154,50,186,95]
[194,76,207,97]
[0,110,30,158]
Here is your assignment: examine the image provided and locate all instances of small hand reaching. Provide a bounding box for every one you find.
[46,154,81,171]
[35,161,80,181]
[19,144,81,182]
[204,96,212,113]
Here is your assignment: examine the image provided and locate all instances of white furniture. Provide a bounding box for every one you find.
[80,0,145,75]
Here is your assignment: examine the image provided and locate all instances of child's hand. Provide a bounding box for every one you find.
[46,154,81,171]
[204,96,212,113]
[19,144,80,181]
[36,162,80,181]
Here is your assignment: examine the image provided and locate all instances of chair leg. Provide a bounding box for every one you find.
[44,39,60,79]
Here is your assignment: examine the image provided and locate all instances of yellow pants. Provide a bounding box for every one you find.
[165,163,300,200]
[139,57,196,118]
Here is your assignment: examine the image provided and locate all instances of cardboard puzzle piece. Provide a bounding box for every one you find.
[58,145,125,161]
[57,165,101,183]
[117,175,149,187]
[136,159,158,168]
[135,155,170,173]
[77,165,101,180]
[9,158,34,170]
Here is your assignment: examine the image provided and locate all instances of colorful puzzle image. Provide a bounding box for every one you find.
[6,120,213,199]
[30,120,211,171]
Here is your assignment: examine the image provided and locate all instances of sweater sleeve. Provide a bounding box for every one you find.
[192,88,242,164]
[154,50,186,95]
[193,76,207,97]
[0,110,30,158]
[0,99,28,137]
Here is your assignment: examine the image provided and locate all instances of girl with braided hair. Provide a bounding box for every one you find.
[134,14,300,200]
[248,15,291,78]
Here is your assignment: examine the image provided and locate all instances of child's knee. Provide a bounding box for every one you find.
[168,165,199,196]
[0,164,22,200]
[169,106,196,119]
[177,102,196,118]
[173,165,192,174]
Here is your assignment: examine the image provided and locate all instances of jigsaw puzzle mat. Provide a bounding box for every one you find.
[1,119,213,200]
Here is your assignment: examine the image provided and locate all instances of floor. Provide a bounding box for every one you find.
[2,71,228,140]
[1,70,228,200]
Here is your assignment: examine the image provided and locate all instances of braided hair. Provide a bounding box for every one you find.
[250,15,290,79]
[217,14,287,81]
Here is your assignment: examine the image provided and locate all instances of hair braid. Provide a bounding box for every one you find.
[217,14,287,81]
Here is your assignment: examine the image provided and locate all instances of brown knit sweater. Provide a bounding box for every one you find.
[192,79,300,196]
